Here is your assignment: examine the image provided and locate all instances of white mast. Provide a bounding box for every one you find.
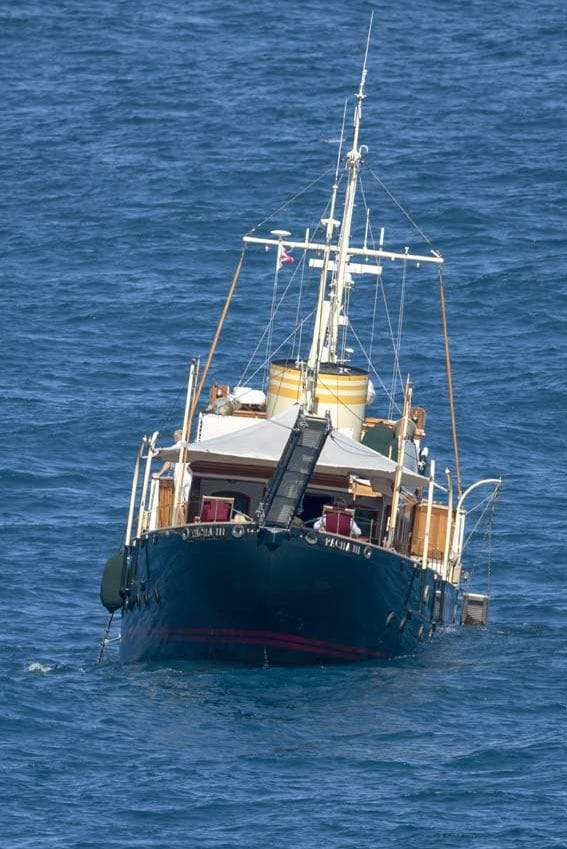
[325,18,372,364]
[305,102,346,412]
[307,139,343,372]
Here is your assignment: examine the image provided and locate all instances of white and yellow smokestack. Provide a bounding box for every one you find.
[266,358,369,440]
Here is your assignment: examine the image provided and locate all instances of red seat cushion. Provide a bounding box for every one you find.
[201,498,232,522]
[325,510,352,536]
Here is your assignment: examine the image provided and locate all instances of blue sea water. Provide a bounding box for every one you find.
[1,1,566,847]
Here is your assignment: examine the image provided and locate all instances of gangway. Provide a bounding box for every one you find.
[257,408,331,529]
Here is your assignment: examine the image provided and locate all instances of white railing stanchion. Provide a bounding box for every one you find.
[442,468,453,581]
[125,437,146,548]
[422,459,435,570]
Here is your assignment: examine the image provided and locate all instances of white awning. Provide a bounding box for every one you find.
[155,405,426,490]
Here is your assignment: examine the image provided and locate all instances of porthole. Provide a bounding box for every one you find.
[305,531,318,545]
[399,615,407,632]
[418,624,425,640]
[363,546,372,559]
[422,585,430,603]
[181,528,190,541]
[232,525,245,539]
[385,612,395,627]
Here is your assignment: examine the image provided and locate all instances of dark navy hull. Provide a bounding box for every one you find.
[120,524,457,665]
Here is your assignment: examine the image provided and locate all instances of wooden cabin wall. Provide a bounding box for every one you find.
[410,503,453,566]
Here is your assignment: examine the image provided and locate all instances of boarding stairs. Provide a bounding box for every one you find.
[258,408,331,529]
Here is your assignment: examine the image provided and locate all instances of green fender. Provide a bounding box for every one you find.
[100,551,127,613]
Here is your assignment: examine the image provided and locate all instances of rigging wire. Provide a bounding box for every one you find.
[368,268,381,367]
[238,310,316,391]
[339,276,352,362]
[366,163,439,251]
[379,273,404,397]
[356,175,404,397]
[345,322,402,415]
[388,252,408,419]
[240,169,346,387]
[238,253,307,388]
[486,490,497,596]
[335,100,349,182]
[264,259,280,389]
[462,488,499,594]
[291,252,307,361]
[244,166,336,237]
[438,266,462,498]
[315,379,367,427]
[462,490,500,552]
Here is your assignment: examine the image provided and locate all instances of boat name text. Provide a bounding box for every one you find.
[323,537,362,555]
[187,526,227,539]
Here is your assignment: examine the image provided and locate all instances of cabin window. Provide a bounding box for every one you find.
[301,494,329,525]
[212,490,251,516]
[354,508,381,543]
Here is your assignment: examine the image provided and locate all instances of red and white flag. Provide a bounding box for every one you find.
[278,246,295,269]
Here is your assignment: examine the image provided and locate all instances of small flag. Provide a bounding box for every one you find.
[278,246,295,269]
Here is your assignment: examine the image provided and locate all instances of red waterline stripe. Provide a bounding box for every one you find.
[158,626,384,656]
[167,633,363,659]
[158,635,355,659]
[143,626,388,660]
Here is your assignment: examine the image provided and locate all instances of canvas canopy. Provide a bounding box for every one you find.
[155,405,426,491]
